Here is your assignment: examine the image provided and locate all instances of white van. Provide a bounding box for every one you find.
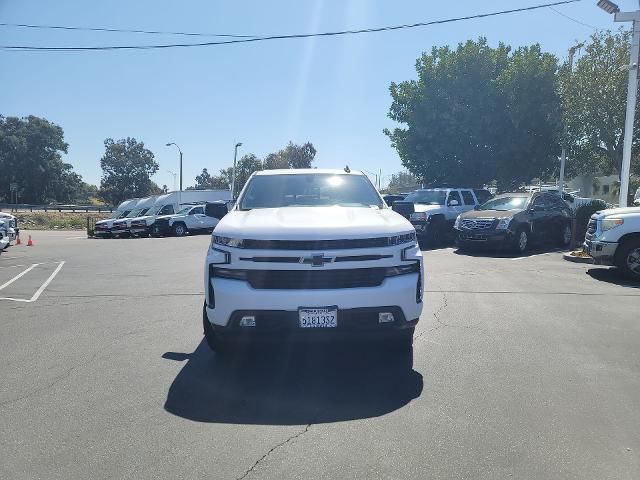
[94,198,140,238]
[111,196,157,238]
[128,190,231,237]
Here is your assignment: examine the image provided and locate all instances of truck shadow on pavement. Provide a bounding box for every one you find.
[162,340,423,425]
[586,267,640,288]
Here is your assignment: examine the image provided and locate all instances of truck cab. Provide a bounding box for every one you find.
[93,198,139,238]
[111,196,157,238]
[584,206,640,279]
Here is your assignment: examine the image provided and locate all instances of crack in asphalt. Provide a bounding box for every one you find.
[236,424,312,480]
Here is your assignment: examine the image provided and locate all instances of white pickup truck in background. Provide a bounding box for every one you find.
[584,206,640,280]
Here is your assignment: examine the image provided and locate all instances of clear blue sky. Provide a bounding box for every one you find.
[0,0,632,189]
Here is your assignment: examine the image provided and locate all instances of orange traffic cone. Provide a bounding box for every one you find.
[16,233,21,245]
[27,235,33,247]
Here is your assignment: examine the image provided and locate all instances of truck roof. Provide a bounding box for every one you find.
[254,168,365,176]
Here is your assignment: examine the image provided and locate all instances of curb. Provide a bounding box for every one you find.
[562,252,594,264]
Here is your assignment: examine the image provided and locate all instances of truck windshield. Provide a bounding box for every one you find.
[239,174,384,210]
[126,208,149,218]
[403,190,447,205]
[177,207,192,214]
[478,196,528,211]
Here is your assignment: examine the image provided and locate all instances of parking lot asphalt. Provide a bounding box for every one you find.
[1,230,639,479]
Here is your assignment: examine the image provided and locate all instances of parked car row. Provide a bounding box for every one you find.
[92,190,231,238]
[0,212,18,254]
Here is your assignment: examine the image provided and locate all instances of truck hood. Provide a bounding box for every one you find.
[412,204,445,214]
[215,207,413,240]
[592,206,640,219]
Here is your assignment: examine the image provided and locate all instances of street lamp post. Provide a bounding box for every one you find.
[598,0,640,207]
[165,143,183,192]
[231,142,242,199]
[559,42,584,198]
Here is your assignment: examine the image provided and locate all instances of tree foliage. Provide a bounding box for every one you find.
[387,171,418,193]
[0,115,90,203]
[559,30,640,178]
[385,38,561,189]
[99,137,159,205]
[263,141,317,169]
[191,168,230,190]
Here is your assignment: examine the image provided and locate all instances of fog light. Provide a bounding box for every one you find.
[239,316,256,327]
[378,312,395,323]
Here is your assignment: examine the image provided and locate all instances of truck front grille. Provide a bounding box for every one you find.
[214,267,388,289]
[459,218,496,230]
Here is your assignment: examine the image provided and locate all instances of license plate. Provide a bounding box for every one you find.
[299,307,338,328]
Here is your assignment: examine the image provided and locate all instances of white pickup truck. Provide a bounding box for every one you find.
[584,206,640,280]
[203,169,424,355]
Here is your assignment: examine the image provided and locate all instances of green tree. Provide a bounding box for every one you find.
[263,141,316,169]
[0,115,87,203]
[99,137,159,205]
[193,168,229,190]
[559,30,640,178]
[385,38,561,189]
[387,171,418,193]
[223,153,263,194]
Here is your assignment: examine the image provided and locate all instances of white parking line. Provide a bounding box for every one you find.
[66,236,87,240]
[0,264,39,291]
[0,261,65,303]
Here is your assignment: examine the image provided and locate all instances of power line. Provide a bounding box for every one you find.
[548,6,598,30]
[0,22,256,38]
[0,0,582,52]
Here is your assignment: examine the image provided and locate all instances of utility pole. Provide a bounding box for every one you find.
[559,42,583,198]
[231,142,242,199]
[598,0,640,207]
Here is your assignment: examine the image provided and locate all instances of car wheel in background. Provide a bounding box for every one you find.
[513,228,529,254]
[615,238,640,280]
[559,223,572,247]
[172,223,187,237]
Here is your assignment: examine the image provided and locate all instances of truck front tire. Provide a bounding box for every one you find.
[615,238,640,280]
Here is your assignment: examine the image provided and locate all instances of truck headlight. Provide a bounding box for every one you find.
[496,217,512,230]
[410,212,428,222]
[213,235,245,248]
[208,242,231,264]
[601,218,623,231]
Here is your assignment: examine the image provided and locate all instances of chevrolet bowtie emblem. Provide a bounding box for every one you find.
[301,253,334,267]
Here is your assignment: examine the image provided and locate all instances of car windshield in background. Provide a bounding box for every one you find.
[125,209,144,218]
[479,196,528,211]
[403,190,447,205]
[239,174,384,210]
[177,207,192,214]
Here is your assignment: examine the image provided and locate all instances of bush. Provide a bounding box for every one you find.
[574,200,607,242]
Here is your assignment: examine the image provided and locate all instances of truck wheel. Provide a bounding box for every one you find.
[513,228,529,254]
[202,304,232,356]
[172,222,187,237]
[559,223,572,247]
[615,238,640,280]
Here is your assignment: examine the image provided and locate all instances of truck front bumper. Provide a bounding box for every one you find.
[584,239,618,265]
[205,274,423,332]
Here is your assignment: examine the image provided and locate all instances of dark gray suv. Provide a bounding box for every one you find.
[454,192,573,253]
